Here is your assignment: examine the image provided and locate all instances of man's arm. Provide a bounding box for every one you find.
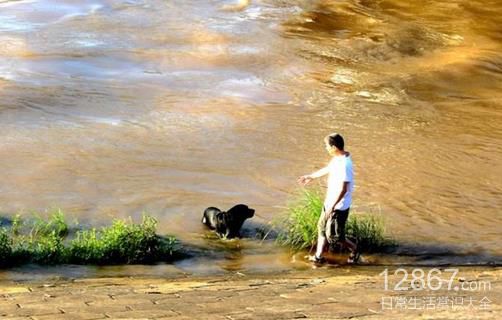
[327,181,350,213]
[310,166,330,178]
[297,165,329,186]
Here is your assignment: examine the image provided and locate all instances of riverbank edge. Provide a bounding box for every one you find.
[0,266,500,319]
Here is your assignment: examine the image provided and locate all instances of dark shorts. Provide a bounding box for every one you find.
[318,207,350,243]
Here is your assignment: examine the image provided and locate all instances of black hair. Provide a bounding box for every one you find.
[326,133,344,150]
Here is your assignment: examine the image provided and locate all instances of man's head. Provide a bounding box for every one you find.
[324,133,344,155]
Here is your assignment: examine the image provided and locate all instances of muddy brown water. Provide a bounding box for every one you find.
[0,0,501,279]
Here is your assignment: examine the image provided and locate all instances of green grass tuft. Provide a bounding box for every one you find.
[0,229,12,266]
[275,187,395,253]
[68,215,177,265]
[0,211,178,267]
[276,188,323,251]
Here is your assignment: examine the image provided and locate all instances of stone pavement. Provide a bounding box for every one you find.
[0,267,500,319]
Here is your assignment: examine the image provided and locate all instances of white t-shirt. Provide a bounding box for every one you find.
[323,154,354,211]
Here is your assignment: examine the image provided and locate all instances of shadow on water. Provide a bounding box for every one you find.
[0,216,13,227]
[366,242,502,266]
[240,220,280,240]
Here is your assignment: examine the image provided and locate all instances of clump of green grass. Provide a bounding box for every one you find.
[0,229,12,266]
[276,187,395,253]
[69,215,177,265]
[276,188,323,251]
[32,209,69,238]
[12,231,66,265]
[0,211,178,267]
[345,213,393,252]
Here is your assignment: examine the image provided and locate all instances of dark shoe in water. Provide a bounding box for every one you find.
[306,254,325,264]
[347,251,361,264]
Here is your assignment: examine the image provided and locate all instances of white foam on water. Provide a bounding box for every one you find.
[229,45,263,55]
[52,3,104,24]
[62,33,106,48]
[217,76,267,99]
[0,15,39,32]
[70,39,105,48]
[330,68,357,85]
[0,57,26,81]
[83,116,122,126]
[0,1,104,29]
[243,7,262,20]
[220,76,265,87]
[355,88,403,105]
[0,0,36,8]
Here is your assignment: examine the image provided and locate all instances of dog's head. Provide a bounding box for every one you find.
[227,204,255,219]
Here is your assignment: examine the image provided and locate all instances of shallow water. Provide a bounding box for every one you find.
[0,0,501,278]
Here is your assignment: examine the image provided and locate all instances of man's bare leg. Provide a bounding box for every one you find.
[342,238,360,263]
[341,238,357,253]
[314,235,327,259]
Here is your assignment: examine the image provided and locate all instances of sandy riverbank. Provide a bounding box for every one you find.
[0,266,500,319]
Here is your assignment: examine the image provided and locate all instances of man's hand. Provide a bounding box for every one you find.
[297,175,313,186]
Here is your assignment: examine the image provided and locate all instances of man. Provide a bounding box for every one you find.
[297,133,359,264]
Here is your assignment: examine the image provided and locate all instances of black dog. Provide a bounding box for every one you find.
[202,204,255,238]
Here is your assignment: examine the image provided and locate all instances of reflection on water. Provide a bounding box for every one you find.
[0,0,501,278]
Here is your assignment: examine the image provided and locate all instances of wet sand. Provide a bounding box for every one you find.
[0,266,500,319]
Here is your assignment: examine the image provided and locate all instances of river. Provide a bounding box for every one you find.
[1,0,501,278]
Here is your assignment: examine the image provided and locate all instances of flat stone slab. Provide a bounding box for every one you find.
[0,267,500,319]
